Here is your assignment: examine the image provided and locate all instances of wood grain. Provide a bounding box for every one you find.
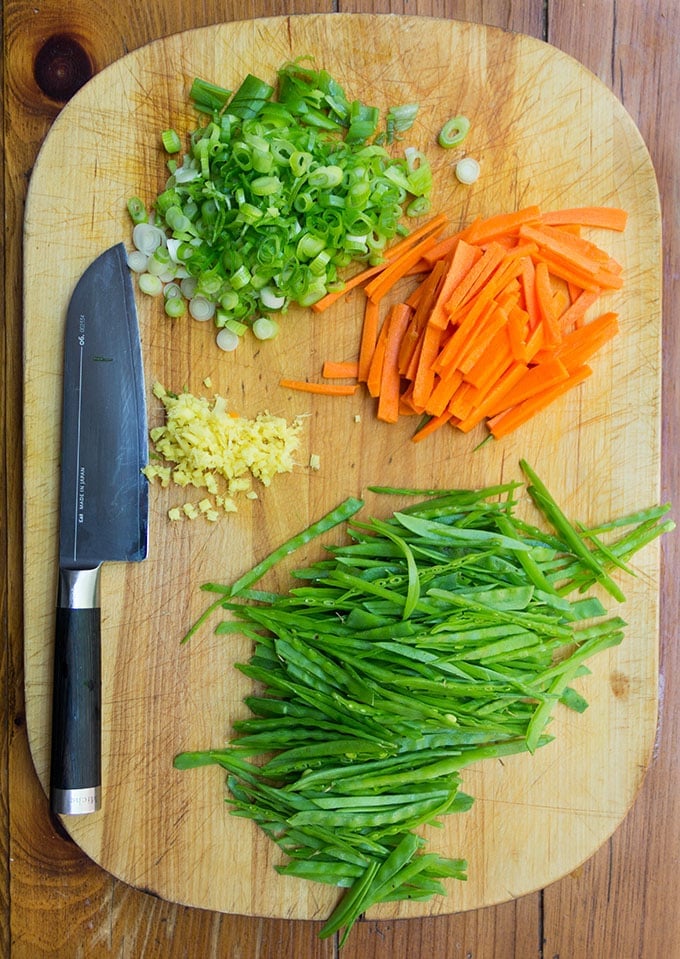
[22,10,661,924]
[4,0,680,956]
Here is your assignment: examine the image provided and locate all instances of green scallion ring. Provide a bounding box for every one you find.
[161,128,182,154]
[438,115,470,148]
[127,196,148,225]
[164,297,187,318]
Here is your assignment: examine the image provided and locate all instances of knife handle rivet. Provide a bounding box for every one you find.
[33,33,93,103]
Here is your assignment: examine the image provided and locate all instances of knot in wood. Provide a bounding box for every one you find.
[33,34,93,103]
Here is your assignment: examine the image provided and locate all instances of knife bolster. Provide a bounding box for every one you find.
[51,785,101,815]
[58,565,101,608]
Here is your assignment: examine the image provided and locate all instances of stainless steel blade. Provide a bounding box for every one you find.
[58,243,148,568]
[51,242,148,816]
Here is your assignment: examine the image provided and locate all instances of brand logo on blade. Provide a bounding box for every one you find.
[78,466,85,524]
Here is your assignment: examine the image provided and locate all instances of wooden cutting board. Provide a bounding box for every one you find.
[23,14,662,921]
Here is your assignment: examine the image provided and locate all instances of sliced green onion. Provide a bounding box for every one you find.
[132,223,165,255]
[404,148,432,196]
[166,238,184,263]
[296,233,326,259]
[259,286,286,310]
[180,276,198,299]
[386,103,419,142]
[147,246,172,276]
[165,297,186,317]
[230,264,252,290]
[161,128,182,154]
[293,193,314,213]
[225,317,248,336]
[173,160,200,184]
[219,289,240,311]
[228,73,275,119]
[237,202,264,225]
[346,101,380,144]
[290,150,313,176]
[250,175,282,196]
[309,249,331,276]
[138,273,163,296]
[455,157,480,184]
[131,61,436,340]
[189,77,232,113]
[251,148,273,174]
[189,295,216,321]
[438,115,470,148]
[165,206,193,234]
[126,250,148,272]
[127,196,148,224]
[215,327,240,351]
[308,165,344,189]
[407,196,431,217]
[252,316,279,340]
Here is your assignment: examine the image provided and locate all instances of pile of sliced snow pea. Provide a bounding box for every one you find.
[128,60,432,350]
[175,461,673,945]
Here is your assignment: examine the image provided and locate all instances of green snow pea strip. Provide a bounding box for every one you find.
[320,832,422,941]
[393,511,533,551]
[520,459,626,601]
[228,496,364,597]
[353,518,421,619]
[182,496,363,642]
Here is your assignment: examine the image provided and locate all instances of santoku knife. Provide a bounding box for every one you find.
[51,243,148,816]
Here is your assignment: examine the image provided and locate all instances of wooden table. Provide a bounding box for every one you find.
[3,2,678,956]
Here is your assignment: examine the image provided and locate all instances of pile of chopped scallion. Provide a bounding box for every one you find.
[175,461,673,945]
[127,60,433,350]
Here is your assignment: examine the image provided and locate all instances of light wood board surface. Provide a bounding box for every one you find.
[23,14,661,921]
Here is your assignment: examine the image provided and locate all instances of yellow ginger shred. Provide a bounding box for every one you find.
[144,382,304,519]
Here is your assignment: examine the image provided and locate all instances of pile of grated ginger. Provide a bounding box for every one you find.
[143,382,308,521]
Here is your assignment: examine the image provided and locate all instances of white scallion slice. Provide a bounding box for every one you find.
[252,316,279,341]
[126,250,148,272]
[455,157,481,185]
[146,246,172,276]
[259,286,286,310]
[163,283,183,300]
[216,328,240,352]
[180,276,198,299]
[165,297,187,318]
[189,295,216,322]
[138,273,164,296]
[173,159,201,184]
[166,238,184,263]
[132,222,166,256]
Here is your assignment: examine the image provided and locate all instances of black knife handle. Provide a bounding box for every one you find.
[50,567,102,815]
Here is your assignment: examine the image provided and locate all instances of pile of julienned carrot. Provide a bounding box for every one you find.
[279,204,627,441]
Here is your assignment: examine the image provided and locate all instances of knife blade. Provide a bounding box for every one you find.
[51,242,148,816]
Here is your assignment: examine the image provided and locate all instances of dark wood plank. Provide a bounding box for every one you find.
[339,0,546,35]
[343,894,543,959]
